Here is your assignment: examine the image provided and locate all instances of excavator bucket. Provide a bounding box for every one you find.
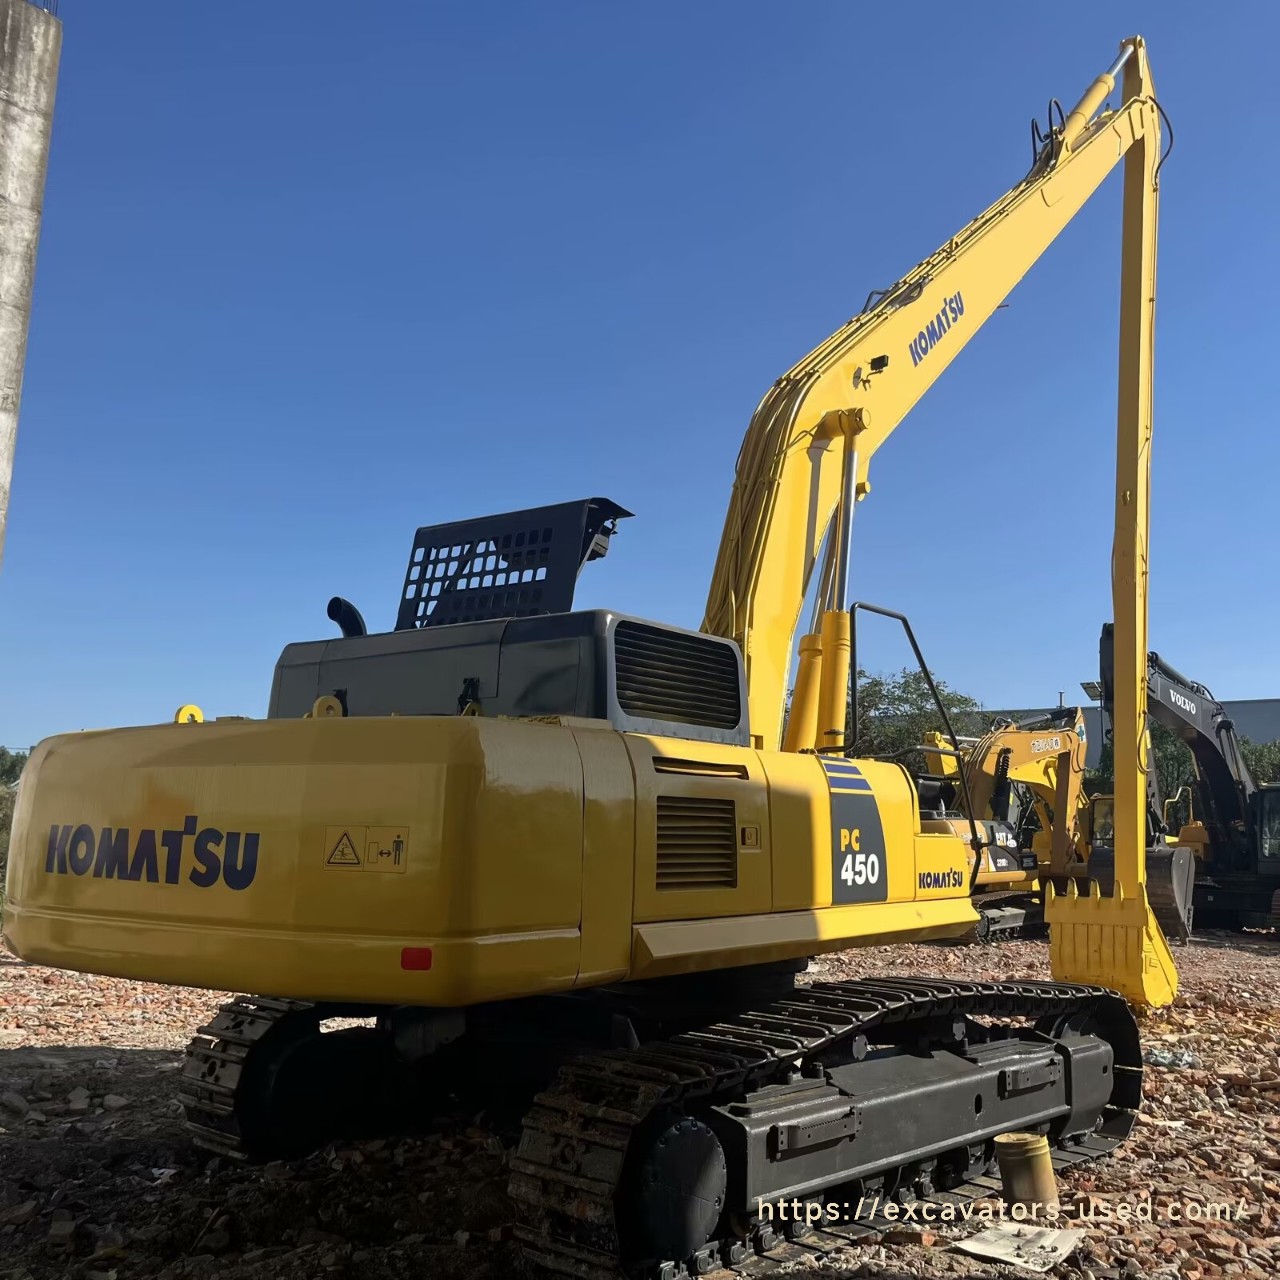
[1083,842,1196,943]
[1044,877,1178,1008]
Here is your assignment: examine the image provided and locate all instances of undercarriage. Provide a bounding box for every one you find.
[1191,871,1280,931]
[178,969,1141,1279]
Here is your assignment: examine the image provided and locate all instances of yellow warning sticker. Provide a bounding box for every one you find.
[323,826,408,873]
[325,831,362,867]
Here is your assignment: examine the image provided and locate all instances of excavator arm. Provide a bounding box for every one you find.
[704,37,1177,1005]
[703,41,1162,757]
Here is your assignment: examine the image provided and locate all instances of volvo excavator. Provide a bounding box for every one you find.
[1099,626,1280,929]
[4,39,1181,1278]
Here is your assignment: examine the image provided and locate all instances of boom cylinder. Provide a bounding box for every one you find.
[783,632,823,752]
[814,609,851,751]
[808,426,860,751]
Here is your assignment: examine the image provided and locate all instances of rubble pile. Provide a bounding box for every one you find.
[3,934,1277,1280]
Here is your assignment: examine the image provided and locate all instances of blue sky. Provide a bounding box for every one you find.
[2,2,1275,747]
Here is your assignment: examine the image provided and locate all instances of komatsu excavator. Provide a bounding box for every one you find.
[4,39,1179,1278]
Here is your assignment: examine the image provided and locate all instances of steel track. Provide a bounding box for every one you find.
[508,977,1140,1280]
[178,994,316,1159]
[177,979,1141,1280]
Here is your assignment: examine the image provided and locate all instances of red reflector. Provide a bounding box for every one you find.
[400,947,433,971]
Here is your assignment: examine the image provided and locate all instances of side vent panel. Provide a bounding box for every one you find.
[653,757,749,779]
[656,796,738,891]
[614,620,742,730]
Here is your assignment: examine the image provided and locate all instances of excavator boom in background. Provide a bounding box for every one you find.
[3,38,1184,1279]
[1101,625,1280,928]
[921,606,1280,945]
[922,698,1196,944]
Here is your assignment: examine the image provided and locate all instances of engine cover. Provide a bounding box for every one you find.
[269,609,749,746]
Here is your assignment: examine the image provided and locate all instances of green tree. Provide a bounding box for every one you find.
[1085,721,1192,788]
[1088,727,1280,805]
[1085,721,1195,808]
[845,667,984,773]
[0,747,26,788]
[1151,723,1195,801]
[1085,734,1113,797]
[1241,738,1280,785]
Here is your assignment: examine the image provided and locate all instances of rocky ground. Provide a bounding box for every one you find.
[2,934,1278,1280]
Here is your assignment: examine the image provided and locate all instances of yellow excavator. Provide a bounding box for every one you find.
[922,707,1193,941]
[4,38,1178,1278]
[921,708,1091,938]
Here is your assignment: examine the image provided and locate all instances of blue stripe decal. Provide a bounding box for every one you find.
[830,783,873,794]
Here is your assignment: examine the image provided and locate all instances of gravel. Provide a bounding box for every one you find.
[2,932,1278,1280]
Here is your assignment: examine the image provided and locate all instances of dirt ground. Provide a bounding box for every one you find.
[2,934,1278,1280]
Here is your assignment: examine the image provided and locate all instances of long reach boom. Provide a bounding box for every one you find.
[704,38,1175,1004]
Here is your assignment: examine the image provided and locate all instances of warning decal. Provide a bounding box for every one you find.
[322,825,409,874]
[325,831,362,867]
[365,827,407,870]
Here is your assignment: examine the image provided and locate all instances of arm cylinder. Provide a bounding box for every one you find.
[1060,42,1134,152]
[832,442,859,612]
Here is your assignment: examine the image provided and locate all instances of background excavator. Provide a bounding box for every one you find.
[921,707,1091,939]
[4,38,1179,1279]
[937,625,1280,943]
[922,700,1195,943]
[1099,625,1280,929]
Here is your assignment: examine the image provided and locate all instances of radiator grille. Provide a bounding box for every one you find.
[614,621,742,729]
[656,796,738,890]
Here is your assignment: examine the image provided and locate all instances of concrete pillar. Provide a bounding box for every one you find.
[0,0,60,572]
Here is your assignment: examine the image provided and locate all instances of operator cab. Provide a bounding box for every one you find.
[1254,787,1280,864]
